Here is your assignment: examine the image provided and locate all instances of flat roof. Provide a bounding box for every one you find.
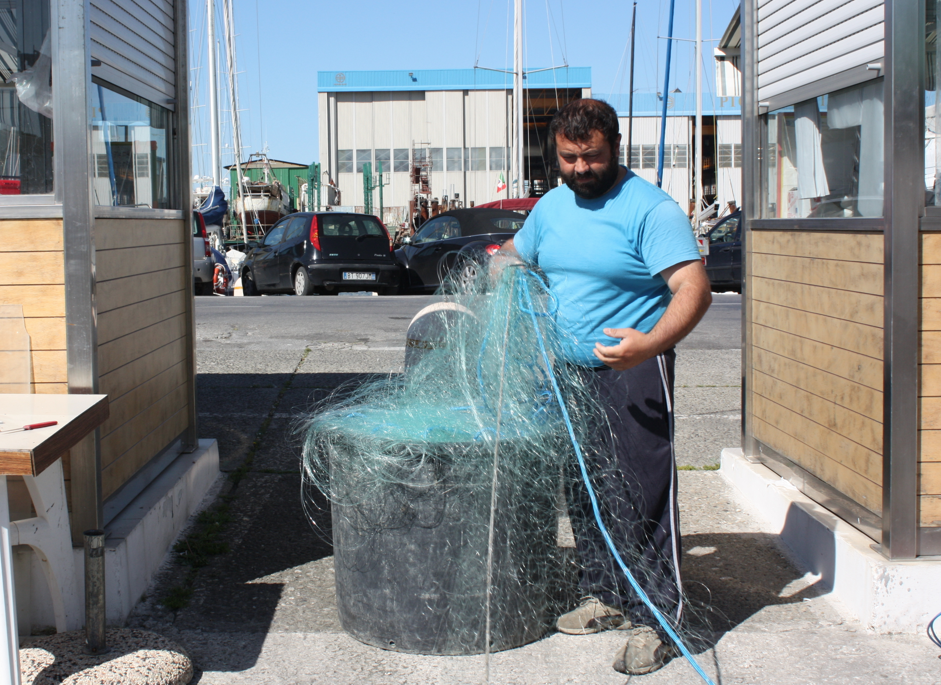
[595,92,742,117]
[317,67,591,93]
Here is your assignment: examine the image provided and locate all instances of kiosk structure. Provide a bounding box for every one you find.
[731,0,941,629]
[0,0,217,637]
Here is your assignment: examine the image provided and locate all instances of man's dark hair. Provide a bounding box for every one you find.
[549,98,620,154]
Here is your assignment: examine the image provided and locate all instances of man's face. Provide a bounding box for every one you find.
[556,130,621,200]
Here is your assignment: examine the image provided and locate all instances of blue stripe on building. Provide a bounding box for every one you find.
[318,67,592,93]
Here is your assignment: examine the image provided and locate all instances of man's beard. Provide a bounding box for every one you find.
[561,154,621,199]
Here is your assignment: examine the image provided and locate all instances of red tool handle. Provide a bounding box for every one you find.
[23,421,57,431]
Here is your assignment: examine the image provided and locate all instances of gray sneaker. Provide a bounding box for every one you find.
[556,596,629,635]
[612,626,676,675]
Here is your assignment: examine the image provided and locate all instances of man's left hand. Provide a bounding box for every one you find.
[593,328,656,371]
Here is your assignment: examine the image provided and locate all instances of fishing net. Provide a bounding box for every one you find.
[301,261,716,683]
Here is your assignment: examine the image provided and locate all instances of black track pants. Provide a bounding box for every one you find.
[565,349,682,635]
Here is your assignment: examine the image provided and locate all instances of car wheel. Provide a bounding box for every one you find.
[294,266,314,296]
[242,270,260,296]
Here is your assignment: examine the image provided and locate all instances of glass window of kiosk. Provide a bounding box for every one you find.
[763,79,884,219]
[0,0,53,197]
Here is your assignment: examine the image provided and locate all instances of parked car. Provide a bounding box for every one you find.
[703,209,742,293]
[193,210,214,296]
[394,208,526,294]
[239,212,400,296]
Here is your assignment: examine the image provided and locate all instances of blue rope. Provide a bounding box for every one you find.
[519,271,715,685]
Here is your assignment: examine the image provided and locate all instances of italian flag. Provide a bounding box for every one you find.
[496,173,507,193]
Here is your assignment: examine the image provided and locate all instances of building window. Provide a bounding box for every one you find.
[490,147,506,171]
[630,145,641,169]
[763,78,884,218]
[468,147,486,171]
[620,145,626,165]
[393,148,409,172]
[429,148,443,171]
[338,149,353,173]
[0,1,53,196]
[356,149,371,173]
[733,143,742,168]
[375,149,390,174]
[641,144,658,169]
[446,147,462,172]
[91,82,170,208]
[672,144,688,168]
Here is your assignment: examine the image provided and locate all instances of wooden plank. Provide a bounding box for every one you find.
[751,392,883,485]
[752,369,882,453]
[23,317,66,351]
[752,412,882,515]
[753,300,882,359]
[921,332,941,364]
[921,299,941,331]
[100,383,187,467]
[754,347,883,421]
[99,337,187,404]
[97,266,187,314]
[32,351,67,383]
[97,313,185,376]
[0,220,63,252]
[921,430,941,462]
[920,462,941,495]
[101,404,189,500]
[0,285,66,317]
[96,243,185,283]
[751,253,883,296]
[922,233,941,265]
[100,360,186,438]
[920,496,941,526]
[0,252,64,286]
[95,218,184,251]
[752,323,883,390]
[752,277,883,328]
[98,290,186,345]
[922,266,941,299]
[751,230,883,263]
[32,383,68,394]
[922,364,941,396]
[922,397,941,430]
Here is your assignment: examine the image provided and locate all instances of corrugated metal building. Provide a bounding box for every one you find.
[316,69,743,223]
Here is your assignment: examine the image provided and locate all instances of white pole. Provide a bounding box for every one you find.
[514,0,523,198]
[207,0,221,187]
[693,0,696,230]
[223,0,248,242]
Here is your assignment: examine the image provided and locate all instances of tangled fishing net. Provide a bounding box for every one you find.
[301,262,716,683]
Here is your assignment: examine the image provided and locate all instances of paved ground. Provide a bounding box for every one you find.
[125,293,940,684]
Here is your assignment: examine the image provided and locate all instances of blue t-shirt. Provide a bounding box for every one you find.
[513,169,701,366]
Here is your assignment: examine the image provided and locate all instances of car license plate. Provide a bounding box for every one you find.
[342,272,376,281]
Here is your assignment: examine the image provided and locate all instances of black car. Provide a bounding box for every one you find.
[240,212,400,296]
[394,208,526,293]
[703,210,742,293]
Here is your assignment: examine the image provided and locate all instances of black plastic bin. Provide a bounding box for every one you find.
[330,438,563,655]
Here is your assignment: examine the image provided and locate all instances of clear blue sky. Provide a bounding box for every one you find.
[189,0,740,181]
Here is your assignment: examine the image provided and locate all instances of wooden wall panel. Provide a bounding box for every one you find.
[94,217,192,504]
[0,220,67,395]
[749,231,884,518]
[922,233,941,526]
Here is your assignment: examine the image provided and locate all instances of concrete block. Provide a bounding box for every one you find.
[720,447,941,633]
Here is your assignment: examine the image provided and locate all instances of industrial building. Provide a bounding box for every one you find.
[316,68,743,227]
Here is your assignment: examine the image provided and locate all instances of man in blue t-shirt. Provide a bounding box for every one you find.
[499,99,711,676]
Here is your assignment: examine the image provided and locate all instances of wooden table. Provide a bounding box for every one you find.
[0,394,109,685]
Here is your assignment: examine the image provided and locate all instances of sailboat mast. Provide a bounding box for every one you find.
[207,0,221,187]
[627,2,636,170]
[222,0,248,242]
[693,0,702,234]
[514,0,523,198]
